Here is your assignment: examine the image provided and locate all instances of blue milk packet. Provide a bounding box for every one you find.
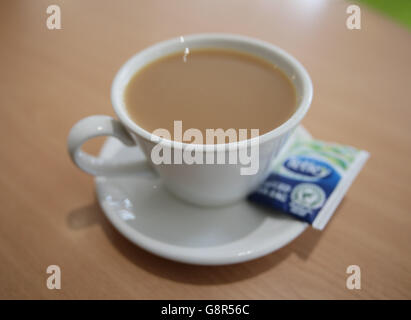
[249,127,369,230]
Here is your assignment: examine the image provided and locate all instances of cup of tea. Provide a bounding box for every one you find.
[67,33,313,206]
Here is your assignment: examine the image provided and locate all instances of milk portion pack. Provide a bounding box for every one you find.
[249,127,369,230]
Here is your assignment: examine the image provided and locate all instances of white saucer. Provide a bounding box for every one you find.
[95,136,308,265]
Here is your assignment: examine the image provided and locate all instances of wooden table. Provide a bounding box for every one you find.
[0,0,410,299]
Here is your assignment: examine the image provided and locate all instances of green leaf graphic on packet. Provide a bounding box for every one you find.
[249,127,369,230]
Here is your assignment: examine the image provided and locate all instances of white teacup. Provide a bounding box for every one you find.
[67,34,313,207]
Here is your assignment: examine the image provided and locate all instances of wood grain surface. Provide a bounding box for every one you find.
[0,0,410,299]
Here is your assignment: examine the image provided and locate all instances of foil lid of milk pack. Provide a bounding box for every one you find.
[249,127,369,230]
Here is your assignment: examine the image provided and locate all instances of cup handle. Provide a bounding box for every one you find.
[67,115,152,176]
